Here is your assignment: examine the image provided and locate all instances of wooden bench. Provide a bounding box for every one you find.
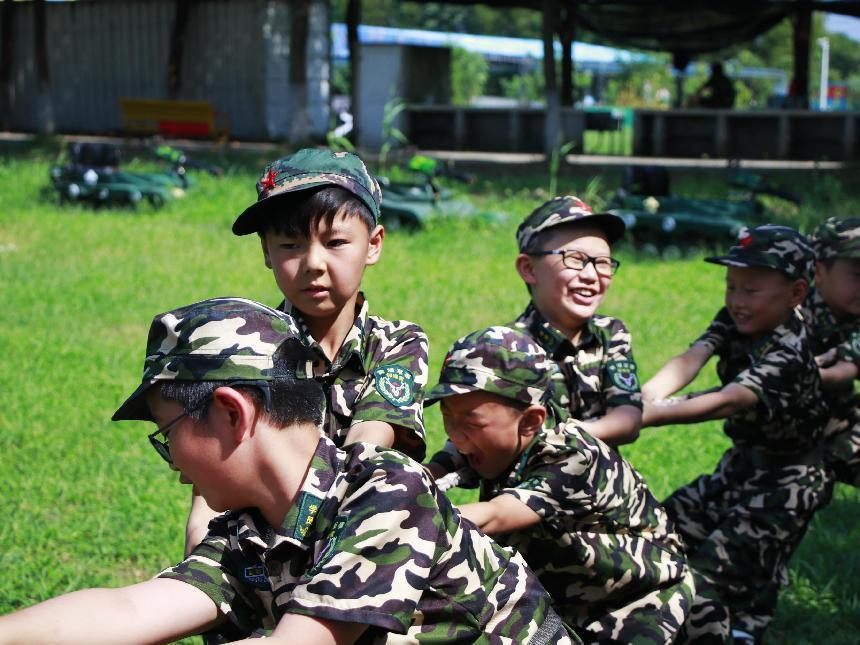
[119,98,229,139]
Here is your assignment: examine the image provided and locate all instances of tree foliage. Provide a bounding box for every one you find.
[451,47,488,105]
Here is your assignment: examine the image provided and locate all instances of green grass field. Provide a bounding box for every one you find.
[1,145,859,642]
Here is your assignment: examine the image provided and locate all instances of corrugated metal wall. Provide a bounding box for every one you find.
[1,0,330,140]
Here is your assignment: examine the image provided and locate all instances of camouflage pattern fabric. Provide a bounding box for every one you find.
[426,309,642,476]
[233,148,382,235]
[694,307,828,455]
[425,325,559,407]
[809,216,860,262]
[704,224,814,282]
[668,307,829,640]
[516,195,626,252]
[800,286,860,488]
[425,323,569,477]
[281,293,428,462]
[159,436,580,643]
[664,447,827,641]
[483,420,697,643]
[112,297,305,422]
[513,302,642,420]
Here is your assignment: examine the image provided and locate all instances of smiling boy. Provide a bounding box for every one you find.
[641,224,829,644]
[427,326,696,644]
[0,298,576,645]
[184,149,429,554]
[802,217,860,491]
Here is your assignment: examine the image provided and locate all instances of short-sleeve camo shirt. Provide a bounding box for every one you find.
[279,292,428,461]
[512,302,643,420]
[482,423,692,641]
[158,437,578,643]
[694,307,827,455]
[799,286,860,414]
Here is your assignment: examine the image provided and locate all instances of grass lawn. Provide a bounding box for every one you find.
[1,144,859,642]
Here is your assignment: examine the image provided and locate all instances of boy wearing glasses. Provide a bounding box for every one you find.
[428,196,640,484]
[510,196,641,447]
[0,297,576,645]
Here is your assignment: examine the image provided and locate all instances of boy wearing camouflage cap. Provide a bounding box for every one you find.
[184,148,429,552]
[427,196,642,483]
[0,298,576,645]
[641,224,829,643]
[427,325,696,644]
[801,217,860,491]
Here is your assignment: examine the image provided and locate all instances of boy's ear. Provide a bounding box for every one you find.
[211,386,256,443]
[260,235,273,269]
[515,253,538,286]
[366,224,384,266]
[790,278,809,307]
[518,404,546,439]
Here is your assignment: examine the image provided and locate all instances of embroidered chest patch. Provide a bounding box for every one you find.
[242,564,269,589]
[373,364,415,407]
[606,360,640,392]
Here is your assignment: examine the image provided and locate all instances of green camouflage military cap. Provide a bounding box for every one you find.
[112,297,309,422]
[426,326,554,406]
[810,217,860,261]
[705,224,814,282]
[516,195,626,252]
[232,148,382,235]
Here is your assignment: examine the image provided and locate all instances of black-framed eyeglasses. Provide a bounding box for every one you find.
[148,395,212,465]
[529,249,621,276]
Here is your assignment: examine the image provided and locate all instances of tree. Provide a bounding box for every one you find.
[451,47,488,105]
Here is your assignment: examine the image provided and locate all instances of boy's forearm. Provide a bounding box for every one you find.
[642,383,756,427]
[580,405,642,447]
[458,495,540,535]
[820,360,859,389]
[344,421,395,449]
[641,346,711,401]
[0,579,219,645]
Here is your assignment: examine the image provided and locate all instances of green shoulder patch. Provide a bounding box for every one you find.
[373,364,415,407]
[293,491,323,542]
[606,360,640,392]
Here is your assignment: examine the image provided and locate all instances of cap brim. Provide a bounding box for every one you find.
[589,212,627,244]
[111,379,156,422]
[704,255,769,270]
[232,179,379,236]
[424,382,481,406]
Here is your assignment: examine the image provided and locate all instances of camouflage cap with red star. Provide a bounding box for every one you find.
[516,195,626,252]
[232,148,382,235]
[705,224,814,282]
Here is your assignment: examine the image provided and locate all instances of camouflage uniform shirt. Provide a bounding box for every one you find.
[159,437,577,643]
[800,286,860,414]
[280,292,428,461]
[512,302,642,421]
[482,421,694,642]
[799,286,860,486]
[694,306,827,455]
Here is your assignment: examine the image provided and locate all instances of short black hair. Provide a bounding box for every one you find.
[158,340,325,428]
[258,186,375,238]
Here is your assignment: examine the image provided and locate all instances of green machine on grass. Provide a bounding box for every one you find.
[378,155,504,229]
[606,166,801,257]
[49,142,220,209]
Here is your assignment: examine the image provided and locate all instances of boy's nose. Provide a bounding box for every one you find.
[303,243,326,271]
